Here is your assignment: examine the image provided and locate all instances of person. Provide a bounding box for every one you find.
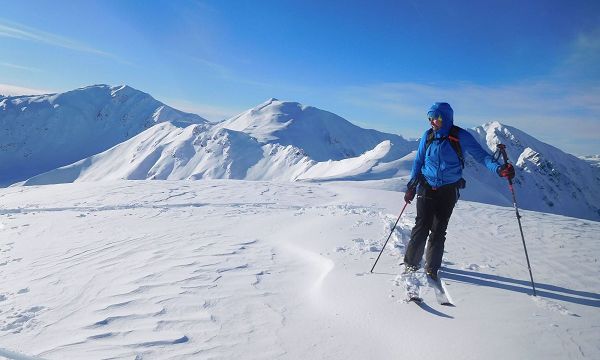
[403,102,515,280]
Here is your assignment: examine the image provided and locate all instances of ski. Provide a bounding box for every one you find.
[400,268,423,304]
[427,274,454,306]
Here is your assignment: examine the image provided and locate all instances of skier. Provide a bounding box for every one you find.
[403,102,515,280]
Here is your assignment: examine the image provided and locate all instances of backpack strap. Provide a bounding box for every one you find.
[425,126,465,169]
[449,125,464,169]
[425,128,435,148]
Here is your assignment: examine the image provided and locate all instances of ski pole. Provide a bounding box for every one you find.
[496,144,537,296]
[370,202,409,273]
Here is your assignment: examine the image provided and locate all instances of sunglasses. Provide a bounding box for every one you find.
[428,115,442,123]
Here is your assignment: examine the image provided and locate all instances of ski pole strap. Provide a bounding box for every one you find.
[496,144,514,186]
[496,144,510,164]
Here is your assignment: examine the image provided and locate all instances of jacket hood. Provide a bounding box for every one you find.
[427,102,454,135]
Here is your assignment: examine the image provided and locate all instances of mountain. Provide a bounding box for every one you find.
[21,121,313,183]
[0,84,207,185]
[467,122,600,221]
[6,85,600,221]
[21,97,417,184]
[218,98,414,162]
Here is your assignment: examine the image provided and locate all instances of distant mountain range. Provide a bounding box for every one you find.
[2,85,599,221]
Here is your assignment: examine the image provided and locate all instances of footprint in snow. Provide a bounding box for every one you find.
[1,306,45,333]
[463,263,482,271]
[533,297,580,317]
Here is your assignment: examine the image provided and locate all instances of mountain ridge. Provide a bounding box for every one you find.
[3,84,598,221]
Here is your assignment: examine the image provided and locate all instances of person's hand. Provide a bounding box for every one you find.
[404,187,416,203]
[497,163,515,180]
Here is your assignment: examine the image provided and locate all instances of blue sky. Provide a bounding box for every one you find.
[1,0,599,155]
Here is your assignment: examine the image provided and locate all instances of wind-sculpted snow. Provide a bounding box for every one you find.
[0,180,598,359]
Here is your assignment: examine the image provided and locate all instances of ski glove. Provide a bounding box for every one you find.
[497,163,515,180]
[404,187,416,204]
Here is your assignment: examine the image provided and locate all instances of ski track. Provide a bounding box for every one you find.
[0,180,598,359]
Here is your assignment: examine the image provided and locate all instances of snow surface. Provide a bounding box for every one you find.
[0,180,598,359]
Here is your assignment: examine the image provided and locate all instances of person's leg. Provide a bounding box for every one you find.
[425,187,457,274]
[403,188,434,269]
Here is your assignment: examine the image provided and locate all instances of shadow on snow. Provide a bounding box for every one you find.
[415,301,454,319]
[441,268,600,308]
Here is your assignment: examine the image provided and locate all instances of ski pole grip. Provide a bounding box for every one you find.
[497,144,514,185]
[496,144,510,164]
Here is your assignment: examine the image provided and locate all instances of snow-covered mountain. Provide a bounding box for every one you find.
[4,85,599,221]
[20,121,314,183]
[219,98,414,162]
[0,84,207,185]
[468,122,600,223]
[20,96,418,184]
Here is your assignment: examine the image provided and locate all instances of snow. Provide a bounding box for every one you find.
[1,84,600,358]
[0,180,599,359]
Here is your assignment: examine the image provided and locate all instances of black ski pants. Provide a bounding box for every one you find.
[403,184,458,273]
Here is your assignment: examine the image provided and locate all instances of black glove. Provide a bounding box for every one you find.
[404,187,416,204]
[497,163,515,180]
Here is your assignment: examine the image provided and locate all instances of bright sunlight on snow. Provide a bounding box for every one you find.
[0,180,598,359]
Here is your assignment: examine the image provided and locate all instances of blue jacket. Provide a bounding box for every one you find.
[409,102,500,189]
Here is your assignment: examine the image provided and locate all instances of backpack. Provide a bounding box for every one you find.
[425,125,464,169]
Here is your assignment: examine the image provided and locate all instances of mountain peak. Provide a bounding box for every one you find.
[484,120,503,129]
[110,84,135,94]
[254,98,282,109]
[218,98,411,162]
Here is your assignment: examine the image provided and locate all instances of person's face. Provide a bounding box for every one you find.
[429,115,443,131]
